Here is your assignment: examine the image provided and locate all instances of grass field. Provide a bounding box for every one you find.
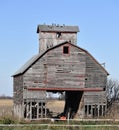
[0,99,13,106]
[0,99,13,117]
[0,99,65,118]
[0,124,119,130]
[47,100,65,115]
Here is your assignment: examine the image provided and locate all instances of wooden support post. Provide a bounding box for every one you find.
[87,105,89,116]
[45,104,47,118]
[39,103,41,118]
[98,105,99,117]
[104,105,106,116]
[40,102,41,118]
[26,102,29,119]
[41,102,43,118]
[37,102,39,119]
[91,105,93,118]
[23,103,25,119]
[102,105,104,116]
[84,105,85,117]
[30,102,32,120]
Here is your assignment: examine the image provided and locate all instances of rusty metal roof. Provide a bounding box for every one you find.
[37,24,79,33]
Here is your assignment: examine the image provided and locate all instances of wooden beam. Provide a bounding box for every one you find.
[27,87,103,92]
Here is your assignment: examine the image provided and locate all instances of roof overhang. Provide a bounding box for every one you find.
[37,24,79,33]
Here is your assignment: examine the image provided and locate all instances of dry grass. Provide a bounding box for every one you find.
[0,99,64,118]
[46,100,65,117]
[0,99,13,117]
[47,100,65,114]
[0,99,13,106]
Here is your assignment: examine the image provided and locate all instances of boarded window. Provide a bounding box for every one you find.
[63,46,69,54]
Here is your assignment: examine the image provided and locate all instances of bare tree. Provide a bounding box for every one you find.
[106,78,119,105]
[106,79,119,118]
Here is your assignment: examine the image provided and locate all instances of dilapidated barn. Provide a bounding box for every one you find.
[13,24,109,120]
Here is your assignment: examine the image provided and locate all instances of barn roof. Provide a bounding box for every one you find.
[12,55,40,76]
[12,41,109,76]
[37,24,79,33]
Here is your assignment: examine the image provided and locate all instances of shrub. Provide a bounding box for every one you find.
[1,116,15,124]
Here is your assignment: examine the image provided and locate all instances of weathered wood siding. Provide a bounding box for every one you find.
[23,56,47,99]
[84,91,107,105]
[22,43,107,91]
[85,54,107,89]
[46,43,86,89]
[14,42,107,101]
[23,90,46,99]
[13,75,23,104]
[21,43,87,91]
[39,32,77,53]
[23,57,46,88]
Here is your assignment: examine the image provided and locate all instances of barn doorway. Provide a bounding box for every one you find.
[63,91,83,119]
[46,90,83,119]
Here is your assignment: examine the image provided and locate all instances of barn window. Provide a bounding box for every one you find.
[56,32,61,38]
[63,46,69,54]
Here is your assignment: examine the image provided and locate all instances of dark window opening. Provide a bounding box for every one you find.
[89,105,91,114]
[63,46,69,54]
[56,32,61,38]
[85,105,87,115]
[103,86,106,91]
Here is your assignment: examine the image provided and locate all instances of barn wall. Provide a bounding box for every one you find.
[14,104,24,119]
[22,56,48,119]
[85,54,107,89]
[84,91,106,105]
[77,91,107,118]
[13,75,24,118]
[46,43,86,89]
[23,56,46,89]
[23,55,47,99]
[13,75,23,105]
[83,91,107,118]
[13,42,108,119]
[39,32,77,53]
[23,90,46,99]
[22,43,87,90]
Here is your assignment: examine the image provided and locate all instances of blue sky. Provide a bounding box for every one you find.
[0,0,119,96]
